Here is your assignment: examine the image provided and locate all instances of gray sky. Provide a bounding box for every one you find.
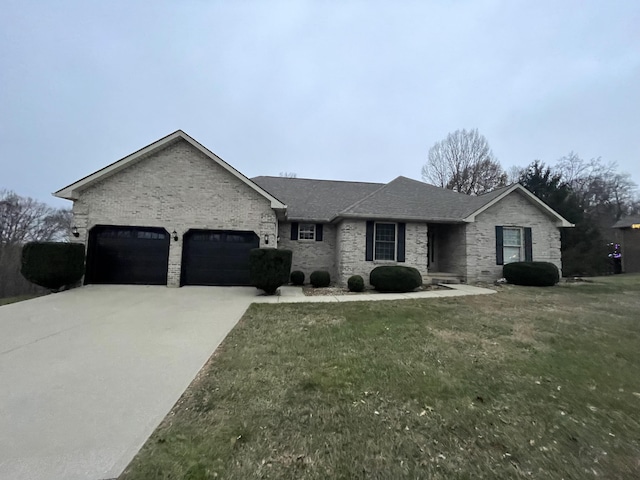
[2,0,639,208]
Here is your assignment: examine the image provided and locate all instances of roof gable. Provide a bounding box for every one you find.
[463,184,574,227]
[54,130,286,209]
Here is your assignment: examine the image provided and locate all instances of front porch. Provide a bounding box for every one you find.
[426,222,467,284]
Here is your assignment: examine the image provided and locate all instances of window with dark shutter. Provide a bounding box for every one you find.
[524,227,533,261]
[290,222,299,241]
[365,221,374,261]
[315,224,323,242]
[495,226,504,265]
[397,223,406,262]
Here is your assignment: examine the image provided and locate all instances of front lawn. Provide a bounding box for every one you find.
[121,275,640,479]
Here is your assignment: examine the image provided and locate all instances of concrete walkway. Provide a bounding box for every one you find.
[254,283,497,303]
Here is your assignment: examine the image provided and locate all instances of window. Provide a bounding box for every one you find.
[290,222,323,241]
[298,223,315,240]
[375,223,396,261]
[503,227,522,264]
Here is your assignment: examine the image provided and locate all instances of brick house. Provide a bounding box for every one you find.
[54,130,574,287]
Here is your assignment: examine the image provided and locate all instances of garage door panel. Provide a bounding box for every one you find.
[86,226,170,285]
[181,230,259,286]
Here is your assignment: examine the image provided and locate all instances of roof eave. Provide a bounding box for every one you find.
[333,213,468,223]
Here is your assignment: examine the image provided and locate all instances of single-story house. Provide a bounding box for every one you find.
[54,130,574,287]
[612,215,640,273]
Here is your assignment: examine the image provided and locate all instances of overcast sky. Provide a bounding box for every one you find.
[1,0,639,208]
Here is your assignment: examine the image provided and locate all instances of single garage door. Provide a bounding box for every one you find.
[181,229,259,286]
[86,225,170,285]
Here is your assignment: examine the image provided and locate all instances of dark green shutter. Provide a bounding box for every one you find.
[524,227,533,261]
[315,224,323,241]
[397,223,406,262]
[365,221,374,261]
[290,222,298,241]
[495,226,504,265]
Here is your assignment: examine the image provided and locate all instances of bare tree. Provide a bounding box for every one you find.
[506,165,525,184]
[0,190,72,298]
[554,154,638,222]
[421,128,507,195]
[279,172,297,178]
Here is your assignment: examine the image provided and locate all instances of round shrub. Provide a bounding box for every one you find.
[503,261,560,286]
[249,248,293,295]
[347,275,365,292]
[290,270,305,286]
[370,265,422,293]
[310,270,331,288]
[21,242,85,291]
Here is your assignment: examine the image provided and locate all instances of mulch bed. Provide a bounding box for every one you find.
[301,284,443,296]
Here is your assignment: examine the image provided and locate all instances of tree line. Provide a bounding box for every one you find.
[0,190,72,299]
[422,129,639,275]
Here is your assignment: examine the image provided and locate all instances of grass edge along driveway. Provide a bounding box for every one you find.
[121,275,640,479]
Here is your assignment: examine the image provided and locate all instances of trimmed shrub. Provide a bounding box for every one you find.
[290,270,305,286]
[21,242,85,291]
[249,248,293,295]
[370,265,422,293]
[310,270,331,288]
[347,274,365,292]
[503,261,560,287]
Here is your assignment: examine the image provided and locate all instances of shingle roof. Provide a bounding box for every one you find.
[252,176,384,221]
[612,215,640,228]
[340,176,515,221]
[252,175,520,222]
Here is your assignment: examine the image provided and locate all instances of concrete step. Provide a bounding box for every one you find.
[425,273,464,285]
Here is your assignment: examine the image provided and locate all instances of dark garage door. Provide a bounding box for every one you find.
[86,226,170,285]
[181,230,259,286]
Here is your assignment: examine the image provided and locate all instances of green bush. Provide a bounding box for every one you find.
[21,242,85,291]
[249,248,293,295]
[290,270,305,286]
[370,265,422,293]
[347,275,365,292]
[503,261,560,286]
[310,270,331,288]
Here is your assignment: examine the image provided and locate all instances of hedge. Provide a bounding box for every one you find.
[347,275,365,292]
[290,270,305,286]
[503,261,560,286]
[310,270,331,288]
[370,265,422,292]
[249,248,292,295]
[21,242,85,291]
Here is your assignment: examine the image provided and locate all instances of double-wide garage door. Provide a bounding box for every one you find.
[86,226,258,286]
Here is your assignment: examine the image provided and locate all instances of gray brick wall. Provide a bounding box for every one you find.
[278,222,337,283]
[465,190,562,282]
[71,138,277,286]
[335,220,429,286]
[429,223,467,277]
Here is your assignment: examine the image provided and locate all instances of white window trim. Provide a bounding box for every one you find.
[503,226,523,264]
[374,222,397,261]
[298,223,315,241]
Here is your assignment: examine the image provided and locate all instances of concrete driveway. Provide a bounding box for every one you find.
[0,285,256,480]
